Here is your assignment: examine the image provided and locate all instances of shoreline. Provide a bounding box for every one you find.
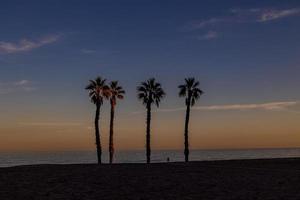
[1,148,300,168]
[1,156,300,168]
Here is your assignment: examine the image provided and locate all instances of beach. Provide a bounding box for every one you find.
[1,158,300,200]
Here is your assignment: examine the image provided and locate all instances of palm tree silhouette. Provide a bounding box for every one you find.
[137,78,165,163]
[108,81,125,164]
[178,78,203,162]
[85,77,110,164]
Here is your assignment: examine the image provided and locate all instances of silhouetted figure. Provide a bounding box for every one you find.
[178,78,203,162]
[137,78,166,164]
[108,81,125,164]
[167,157,170,162]
[85,77,110,164]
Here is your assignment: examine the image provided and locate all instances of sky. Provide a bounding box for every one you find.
[0,0,300,152]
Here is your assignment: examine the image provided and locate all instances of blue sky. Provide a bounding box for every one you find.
[0,0,300,151]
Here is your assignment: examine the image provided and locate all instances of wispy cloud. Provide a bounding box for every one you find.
[184,7,300,31]
[258,8,300,22]
[0,80,37,94]
[133,101,299,114]
[230,7,300,22]
[81,49,96,54]
[0,34,61,54]
[194,101,298,111]
[14,80,30,86]
[197,31,219,40]
[18,122,83,127]
[184,18,226,31]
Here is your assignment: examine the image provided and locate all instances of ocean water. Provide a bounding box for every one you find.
[0,148,300,167]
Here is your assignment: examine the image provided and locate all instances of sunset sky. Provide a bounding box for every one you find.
[0,0,300,152]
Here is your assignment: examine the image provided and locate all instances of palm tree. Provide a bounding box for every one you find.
[137,78,165,163]
[85,77,110,164]
[108,81,125,164]
[178,78,203,162]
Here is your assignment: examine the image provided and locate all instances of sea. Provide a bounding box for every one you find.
[1,148,300,167]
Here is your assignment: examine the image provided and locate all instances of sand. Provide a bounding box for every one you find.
[0,158,300,200]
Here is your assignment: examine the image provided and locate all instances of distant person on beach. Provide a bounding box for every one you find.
[167,157,170,162]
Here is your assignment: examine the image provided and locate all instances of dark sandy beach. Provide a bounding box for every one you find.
[0,158,300,200]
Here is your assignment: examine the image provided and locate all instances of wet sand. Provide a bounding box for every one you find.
[1,158,300,200]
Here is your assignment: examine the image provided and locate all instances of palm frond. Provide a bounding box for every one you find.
[179,77,203,107]
[108,81,125,104]
[137,78,165,107]
[178,85,187,97]
[85,76,108,105]
[193,81,200,88]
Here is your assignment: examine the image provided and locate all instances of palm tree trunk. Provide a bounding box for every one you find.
[109,102,115,164]
[146,102,151,164]
[95,102,102,164]
[184,99,191,162]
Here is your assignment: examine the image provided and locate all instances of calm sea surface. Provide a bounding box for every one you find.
[1,148,300,167]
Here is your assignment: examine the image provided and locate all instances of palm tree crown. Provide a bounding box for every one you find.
[85,77,110,104]
[109,81,125,104]
[137,78,166,107]
[178,78,203,106]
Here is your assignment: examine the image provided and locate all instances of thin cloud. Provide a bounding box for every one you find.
[0,80,37,94]
[18,122,83,127]
[184,7,300,31]
[197,31,219,40]
[193,101,298,111]
[81,49,96,54]
[184,18,226,31]
[0,34,61,54]
[258,8,300,22]
[231,7,300,22]
[133,101,299,114]
[14,80,30,86]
